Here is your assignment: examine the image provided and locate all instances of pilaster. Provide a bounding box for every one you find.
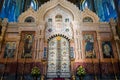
[0,18,8,51]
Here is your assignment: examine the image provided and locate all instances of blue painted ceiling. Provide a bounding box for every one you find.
[0,0,118,22]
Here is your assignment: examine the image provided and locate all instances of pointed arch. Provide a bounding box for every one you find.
[37,0,82,22]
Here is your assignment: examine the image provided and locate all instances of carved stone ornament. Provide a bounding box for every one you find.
[82,7,99,23]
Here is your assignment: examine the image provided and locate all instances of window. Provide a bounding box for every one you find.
[55,14,62,22]
[65,18,69,22]
[48,18,52,22]
[24,17,35,23]
[30,0,38,10]
[83,17,93,22]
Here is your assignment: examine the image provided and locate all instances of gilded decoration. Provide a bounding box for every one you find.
[0,0,119,79]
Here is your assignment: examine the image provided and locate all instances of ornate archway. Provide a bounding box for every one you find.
[47,36,71,78]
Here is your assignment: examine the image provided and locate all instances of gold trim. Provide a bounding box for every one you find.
[56,36,61,41]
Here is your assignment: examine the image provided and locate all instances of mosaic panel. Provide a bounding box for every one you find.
[102,41,114,58]
[20,32,35,58]
[83,34,96,58]
[3,42,16,58]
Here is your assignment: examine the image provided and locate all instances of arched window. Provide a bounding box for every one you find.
[65,18,69,22]
[55,14,62,22]
[48,18,52,22]
[30,0,38,10]
[24,17,35,23]
[81,0,88,10]
[83,17,93,22]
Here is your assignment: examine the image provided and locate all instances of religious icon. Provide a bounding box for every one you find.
[102,41,113,58]
[50,51,55,57]
[50,41,55,46]
[84,34,96,58]
[62,51,66,56]
[4,42,16,58]
[21,34,34,58]
[49,62,56,71]
[63,41,66,46]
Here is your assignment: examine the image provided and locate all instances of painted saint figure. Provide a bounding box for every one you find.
[102,41,113,58]
[84,34,95,58]
[22,34,34,58]
[4,42,16,58]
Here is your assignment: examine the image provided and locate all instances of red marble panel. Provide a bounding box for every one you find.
[73,62,120,74]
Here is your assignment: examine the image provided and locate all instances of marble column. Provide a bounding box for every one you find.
[15,35,21,60]
[34,37,37,59]
[72,21,79,60]
[96,31,102,59]
[0,18,8,51]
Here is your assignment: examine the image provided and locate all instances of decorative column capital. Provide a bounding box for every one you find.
[1,18,8,27]
[109,18,117,26]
